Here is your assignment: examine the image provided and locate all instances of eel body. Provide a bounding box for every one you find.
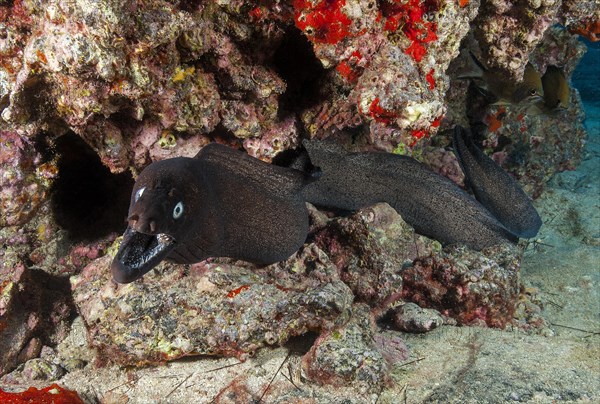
[111,143,311,283]
[112,127,541,283]
[300,139,517,250]
[452,126,542,238]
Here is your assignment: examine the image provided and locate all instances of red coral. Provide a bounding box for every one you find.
[409,116,442,145]
[405,41,427,62]
[380,0,439,61]
[0,384,84,404]
[368,98,397,124]
[248,6,263,21]
[568,19,600,42]
[410,129,427,145]
[336,50,365,82]
[485,107,506,133]
[227,285,250,298]
[426,68,435,89]
[294,0,353,44]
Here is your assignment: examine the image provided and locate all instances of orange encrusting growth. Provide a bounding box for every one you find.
[227,285,250,298]
[368,97,398,124]
[0,384,85,404]
[336,50,364,82]
[486,107,506,132]
[426,69,435,89]
[248,7,263,21]
[409,115,443,145]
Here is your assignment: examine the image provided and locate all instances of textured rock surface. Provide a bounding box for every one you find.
[71,245,354,365]
[393,302,444,333]
[0,264,73,377]
[401,244,521,328]
[473,0,597,80]
[303,304,390,392]
[314,203,440,311]
[0,0,596,399]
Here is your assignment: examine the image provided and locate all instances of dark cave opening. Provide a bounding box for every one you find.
[50,133,134,242]
[284,331,320,355]
[272,27,328,115]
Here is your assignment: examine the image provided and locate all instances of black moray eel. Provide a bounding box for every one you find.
[111,126,540,283]
[111,143,313,283]
[300,136,518,249]
[452,126,542,238]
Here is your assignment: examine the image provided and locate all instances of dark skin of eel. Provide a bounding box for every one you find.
[452,126,542,238]
[111,143,313,283]
[111,126,541,283]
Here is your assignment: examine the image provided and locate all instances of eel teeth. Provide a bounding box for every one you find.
[130,232,175,266]
[157,233,174,245]
[112,228,178,283]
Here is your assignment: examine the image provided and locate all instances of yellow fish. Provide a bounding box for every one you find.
[541,65,570,110]
[459,53,544,106]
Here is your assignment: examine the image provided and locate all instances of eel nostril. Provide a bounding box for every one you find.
[149,220,156,233]
[127,214,139,223]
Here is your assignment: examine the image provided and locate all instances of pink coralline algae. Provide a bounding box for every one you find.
[473,0,597,80]
[243,115,300,161]
[0,131,53,227]
[302,304,391,392]
[314,203,440,311]
[0,263,73,377]
[290,0,476,148]
[401,244,521,328]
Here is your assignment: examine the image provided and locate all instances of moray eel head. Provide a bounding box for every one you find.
[111,158,197,283]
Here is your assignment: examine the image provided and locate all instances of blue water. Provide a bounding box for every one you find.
[572,39,600,127]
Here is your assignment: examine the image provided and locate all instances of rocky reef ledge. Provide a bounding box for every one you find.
[1,0,597,401]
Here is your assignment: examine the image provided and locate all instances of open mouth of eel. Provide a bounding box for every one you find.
[111,227,177,284]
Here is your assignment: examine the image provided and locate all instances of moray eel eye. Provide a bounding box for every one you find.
[173,201,184,219]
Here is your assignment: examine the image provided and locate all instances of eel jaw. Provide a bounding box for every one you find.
[111,227,177,284]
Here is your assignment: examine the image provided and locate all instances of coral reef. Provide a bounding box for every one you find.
[472,0,561,80]
[314,203,440,311]
[473,0,597,79]
[67,201,525,389]
[0,0,594,398]
[443,27,587,197]
[561,0,600,42]
[0,264,73,377]
[0,131,52,228]
[293,0,479,148]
